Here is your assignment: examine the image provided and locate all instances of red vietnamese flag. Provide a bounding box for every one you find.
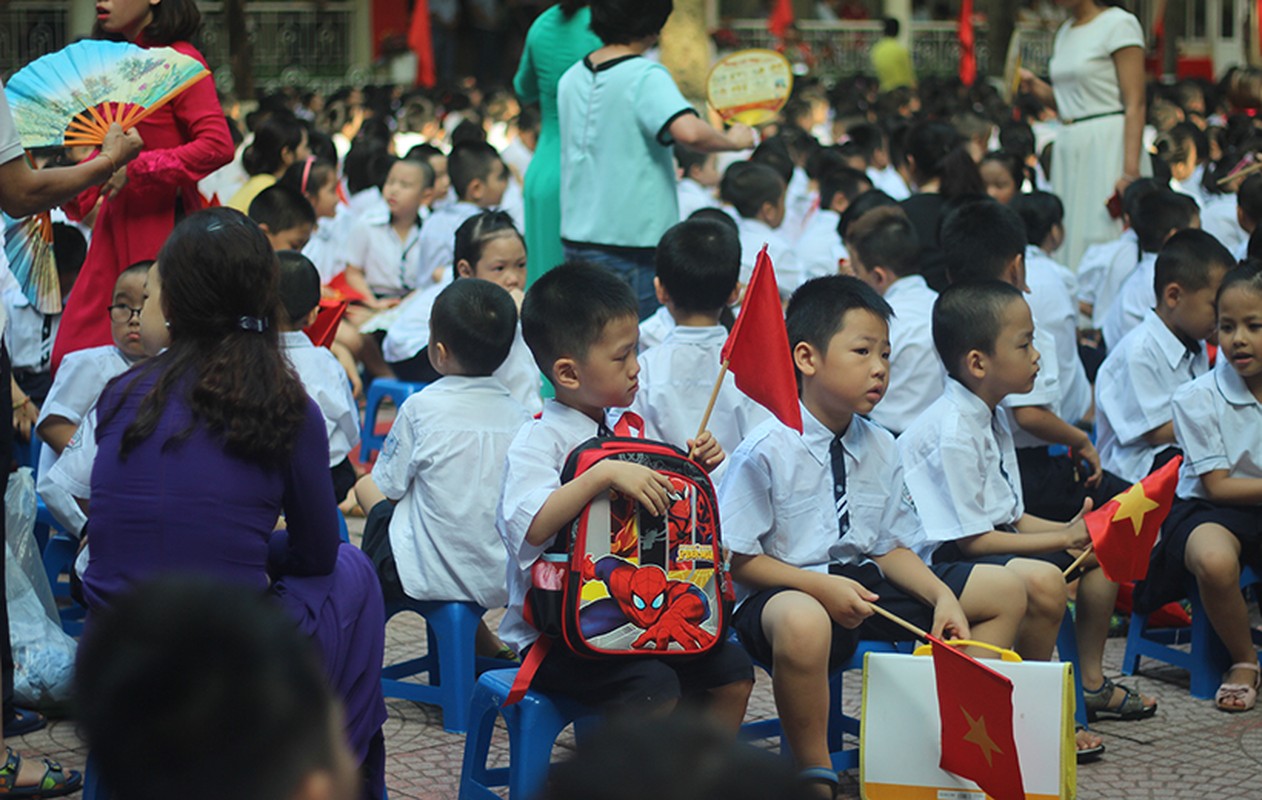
[930,635,1025,800]
[304,299,348,349]
[407,0,436,89]
[768,0,795,39]
[721,245,802,432]
[958,0,977,86]
[1085,455,1182,583]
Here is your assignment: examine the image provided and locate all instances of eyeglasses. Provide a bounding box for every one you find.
[108,303,143,323]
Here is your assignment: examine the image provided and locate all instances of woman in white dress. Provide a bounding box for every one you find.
[1022,0,1147,269]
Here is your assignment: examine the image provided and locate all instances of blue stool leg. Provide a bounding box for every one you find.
[1056,613,1089,727]
[426,602,481,733]
[1189,589,1228,699]
[82,752,106,800]
[458,679,506,800]
[1121,611,1146,676]
[506,697,572,800]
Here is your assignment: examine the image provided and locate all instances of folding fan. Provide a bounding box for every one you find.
[5,40,209,149]
[3,210,61,314]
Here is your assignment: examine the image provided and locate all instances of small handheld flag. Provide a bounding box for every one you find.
[1085,455,1182,583]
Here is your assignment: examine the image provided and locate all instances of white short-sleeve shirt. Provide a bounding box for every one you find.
[794,209,847,284]
[1102,251,1156,348]
[900,379,1025,548]
[1025,246,1092,426]
[280,331,360,466]
[1172,365,1262,500]
[676,178,718,221]
[1076,229,1135,320]
[38,407,96,537]
[37,345,137,478]
[868,275,944,435]
[719,404,926,605]
[1096,310,1208,482]
[373,375,531,608]
[345,209,423,298]
[3,289,56,373]
[415,200,481,287]
[1000,324,1063,449]
[1048,7,1145,122]
[737,217,801,297]
[638,306,676,353]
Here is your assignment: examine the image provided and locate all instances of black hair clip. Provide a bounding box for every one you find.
[238,316,268,332]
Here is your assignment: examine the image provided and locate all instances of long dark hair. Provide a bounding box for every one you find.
[242,113,306,177]
[559,0,587,18]
[906,120,985,198]
[109,208,309,467]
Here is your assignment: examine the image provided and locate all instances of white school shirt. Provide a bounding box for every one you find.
[1000,323,1063,449]
[1233,236,1250,263]
[345,208,423,298]
[719,404,926,605]
[38,406,95,538]
[794,209,847,283]
[676,177,718,221]
[498,399,617,654]
[3,289,56,373]
[1200,193,1246,254]
[1102,251,1157,349]
[629,326,769,476]
[867,165,910,201]
[1095,310,1208,482]
[868,275,944,435]
[1025,246,1092,427]
[1172,365,1262,500]
[638,305,676,353]
[302,214,349,285]
[783,167,813,244]
[36,345,136,479]
[737,217,802,297]
[416,201,482,288]
[373,375,531,608]
[1077,229,1136,325]
[900,379,1025,548]
[347,187,388,221]
[280,331,360,467]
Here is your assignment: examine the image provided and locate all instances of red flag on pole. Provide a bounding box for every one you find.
[1084,455,1182,583]
[958,0,977,86]
[304,299,349,349]
[768,0,795,39]
[721,245,803,433]
[408,0,436,89]
[931,635,1025,800]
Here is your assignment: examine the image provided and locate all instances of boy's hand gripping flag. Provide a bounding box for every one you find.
[1084,455,1182,583]
[930,635,1025,800]
[715,245,802,433]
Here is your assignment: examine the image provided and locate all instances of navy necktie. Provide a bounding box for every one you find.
[830,436,850,538]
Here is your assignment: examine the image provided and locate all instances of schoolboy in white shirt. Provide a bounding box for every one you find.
[721,161,802,296]
[630,219,768,472]
[846,206,943,435]
[415,142,509,288]
[720,276,1025,795]
[357,278,531,660]
[848,122,911,201]
[276,252,361,502]
[794,167,870,284]
[1096,230,1229,482]
[674,146,720,221]
[344,156,435,307]
[5,223,84,406]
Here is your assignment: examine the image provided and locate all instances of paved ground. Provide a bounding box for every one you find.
[18,515,1262,799]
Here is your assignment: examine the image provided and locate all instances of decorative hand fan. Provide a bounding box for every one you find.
[706,49,794,127]
[5,40,209,149]
[3,210,61,314]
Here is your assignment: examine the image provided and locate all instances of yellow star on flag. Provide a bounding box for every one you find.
[961,706,1003,767]
[1110,482,1160,537]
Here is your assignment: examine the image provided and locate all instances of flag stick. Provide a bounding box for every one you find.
[1062,544,1094,579]
[868,602,931,641]
[691,359,731,452]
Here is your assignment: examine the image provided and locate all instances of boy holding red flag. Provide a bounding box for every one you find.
[718,275,1027,798]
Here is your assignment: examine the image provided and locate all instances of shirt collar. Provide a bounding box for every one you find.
[800,402,866,467]
[1215,363,1260,407]
[884,274,928,301]
[541,398,605,437]
[1141,308,1200,369]
[661,325,727,345]
[944,377,994,428]
[279,330,313,349]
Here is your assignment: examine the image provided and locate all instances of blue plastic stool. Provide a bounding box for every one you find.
[1054,611,1090,727]
[359,379,427,461]
[1122,564,1262,699]
[381,599,502,734]
[459,668,595,800]
[740,639,905,771]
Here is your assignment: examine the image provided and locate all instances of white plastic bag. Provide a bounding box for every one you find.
[5,468,77,706]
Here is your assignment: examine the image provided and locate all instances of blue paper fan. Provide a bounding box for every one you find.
[5,40,208,149]
[2,211,60,314]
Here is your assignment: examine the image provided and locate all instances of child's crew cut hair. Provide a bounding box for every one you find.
[941,198,1027,284]
[276,251,322,325]
[521,261,639,374]
[121,260,155,280]
[846,206,919,278]
[786,275,894,382]
[279,157,338,200]
[247,184,316,233]
[688,207,740,233]
[818,166,872,209]
[720,162,786,219]
[1013,191,1064,247]
[674,145,710,176]
[1154,228,1236,297]
[1218,258,1262,304]
[453,211,523,273]
[430,279,518,376]
[398,154,437,190]
[448,142,504,200]
[655,219,740,313]
[1133,190,1200,253]
[837,189,897,241]
[590,0,672,44]
[932,280,1026,381]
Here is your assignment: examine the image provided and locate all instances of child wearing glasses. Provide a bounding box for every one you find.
[36,262,152,477]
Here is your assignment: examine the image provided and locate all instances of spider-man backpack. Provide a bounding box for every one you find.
[504,413,734,705]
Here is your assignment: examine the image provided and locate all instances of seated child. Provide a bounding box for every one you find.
[848,122,910,200]
[416,142,509,287]
[382,211,543,414]
[845,205,942,435]
[276,252,361,503]
[631,219,768,466]
[675,146,720,221]
[1096,230,1230,482]
[7,223,85,410]
[720,276,1027,796]
[497,262,751,723]
[344,156,436,308]
[795,166,871,284]
[357,278,531,659]
[721,161,803,297]
[1076,178,1156,329]
[248,184,316,252]
[1136,261,1262,711]
[899,281,1152,749]
[1231,173,1262,261]
[279,157,345,284]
